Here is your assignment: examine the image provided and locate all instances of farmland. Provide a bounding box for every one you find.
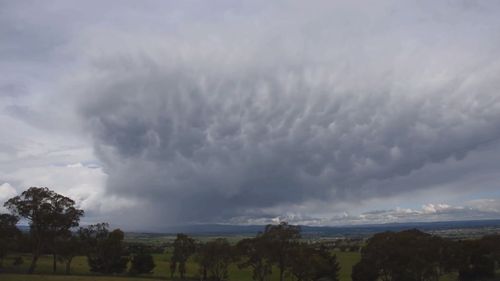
[2,250,361,281]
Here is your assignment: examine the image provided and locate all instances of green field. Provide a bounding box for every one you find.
[2,251,358,280]
[1,251,464,281]
[0,275,165,281]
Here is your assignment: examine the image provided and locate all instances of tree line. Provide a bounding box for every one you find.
[1,186,500,281]
[352,229,500,281]
[0,187,153,275]
[169,223,340,281]
[0,187,339,280]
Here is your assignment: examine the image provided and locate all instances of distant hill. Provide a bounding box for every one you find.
[17,219,500,238]
[146,219,500,238]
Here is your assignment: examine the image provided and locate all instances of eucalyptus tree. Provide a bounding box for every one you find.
[171,233,196,279]
[236,236,273,281]
[0,213,20,268]
[79,223,129,274]
[195,238,233,281]
[352,229,452,281]
[55,234,82,275]
[260,222,301,281]
[287,243,340,281]
[4,187,84,274]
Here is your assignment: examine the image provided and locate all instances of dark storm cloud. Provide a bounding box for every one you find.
[2,0,500,227]
[67,0,500,226]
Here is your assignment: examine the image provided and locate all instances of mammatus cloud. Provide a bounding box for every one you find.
[1,1,500,228]
[67,1,500,227]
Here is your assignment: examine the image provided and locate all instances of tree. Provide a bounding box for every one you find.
[480,234,500,265]
[4,187,84,274]
[79,223,129,274]
[287,243,340,281]
[128,243,155,275]
[311,245,341,281]
[0,213,20,268]
[195,238,233,281]
[170,258,177,279]
[236,236,273,281]
[194,242,210,281]
[55,234,82,275]
[260,222,301,281]
[351,260,378,281]
[171,233,196,279]
[457,237,497,281]
[130,254,155,275]
[352,229,452,281]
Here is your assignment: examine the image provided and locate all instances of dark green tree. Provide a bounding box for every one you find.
[195,238,233,281]
[0,213,20,268]
[352,229,452,281]
[171,233,196,279]
[287,243,340,281]
[128,243,155,275]
[457,237,497,281]
[260,222,301,281]
[79,223,129,274]
[480,234,500,264]
[312,245,341,281]
[170,259,177,279]
[351,259,378,281]
[55,234,82,275]
[4,187,84,274]
[194,242,210,281]
[236,236,273,281]
[130,254,155,275]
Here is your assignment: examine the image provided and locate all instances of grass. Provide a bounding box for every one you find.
[1,251,360,281]
[335,251,360,281]
[0,251,464,281]
[0,274,165,281]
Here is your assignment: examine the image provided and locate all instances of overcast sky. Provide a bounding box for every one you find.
[1,0,500,230]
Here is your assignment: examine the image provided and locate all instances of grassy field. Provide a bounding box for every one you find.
[1,251,464,281]
[3,251,358,281]
[0,275,165,281]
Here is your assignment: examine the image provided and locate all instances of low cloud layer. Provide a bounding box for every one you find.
[231,199,500,226]
[2,1,500,228]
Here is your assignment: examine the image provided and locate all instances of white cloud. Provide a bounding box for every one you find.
[0,183,17,212]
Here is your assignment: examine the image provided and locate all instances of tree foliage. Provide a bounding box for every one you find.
[236,236,273,281]
[55,234,82,275]
[171,233,196,279]
[4,187,83,274]
[287,243,340,281]
[0,213,20,268]
[195,238,233,281]
[260,222,301,281]
[79,223,128,274]
[457,235,500,281]
[352,229,452,281]
[130,253,155,275]
[351,229,500,281]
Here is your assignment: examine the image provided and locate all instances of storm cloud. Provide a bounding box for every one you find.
[67,1,500,226]
[2,1,500,228]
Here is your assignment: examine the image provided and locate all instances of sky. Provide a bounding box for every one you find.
[1,0,500,230]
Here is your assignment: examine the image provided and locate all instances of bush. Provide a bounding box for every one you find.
[130,253,155,275]
[12,256,23,266]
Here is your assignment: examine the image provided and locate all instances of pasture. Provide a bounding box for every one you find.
[1,251,463,281]
[3,250,361,281]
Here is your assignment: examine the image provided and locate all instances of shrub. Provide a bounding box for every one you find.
[130,253,155,275]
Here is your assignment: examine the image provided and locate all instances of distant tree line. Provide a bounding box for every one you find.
[352,229,500,281]
[1,186,500,281]
[170,222,340,281]
[0,187,154,275]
